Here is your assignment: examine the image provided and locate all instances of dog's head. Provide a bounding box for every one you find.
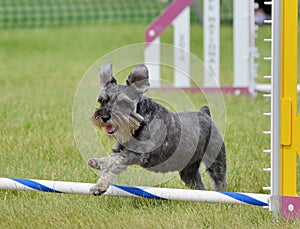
[92,62,149,143]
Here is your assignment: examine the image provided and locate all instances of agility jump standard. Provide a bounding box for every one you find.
[270,0,300,220]
[144,0,260,95]
[0,178,269,207]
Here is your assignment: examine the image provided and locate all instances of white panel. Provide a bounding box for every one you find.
[144,37,161,87]
[173,7,190,87]
[233,0,250,87]
[203,0,220,87]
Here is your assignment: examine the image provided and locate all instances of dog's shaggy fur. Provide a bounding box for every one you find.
[89,62,227,195]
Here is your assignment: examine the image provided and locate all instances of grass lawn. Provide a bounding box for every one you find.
[1,24,300,228]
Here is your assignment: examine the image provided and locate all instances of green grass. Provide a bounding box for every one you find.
[1,24,300,228]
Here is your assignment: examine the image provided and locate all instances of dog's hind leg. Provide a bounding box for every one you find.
[204,143,227,191]
[179,161,207,190]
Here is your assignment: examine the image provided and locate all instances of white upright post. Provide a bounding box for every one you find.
[233,0,250,87]
[173,6,190,87]
[144,37,161,87]
[203,0,220,87]
[249,0,259,95]
[270,0,281,218]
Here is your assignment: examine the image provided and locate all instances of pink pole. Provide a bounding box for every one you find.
[145,0,193,46]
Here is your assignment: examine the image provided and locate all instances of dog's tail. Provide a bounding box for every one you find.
[200,105,211,117]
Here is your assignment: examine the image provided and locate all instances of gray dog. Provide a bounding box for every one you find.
[89,62,227,196]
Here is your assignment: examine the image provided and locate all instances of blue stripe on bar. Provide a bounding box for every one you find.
[221,192,268,206]
[10,178,62,193]
[112,184,167,200]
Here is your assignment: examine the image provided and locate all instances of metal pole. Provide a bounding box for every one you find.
[270,0,281,219]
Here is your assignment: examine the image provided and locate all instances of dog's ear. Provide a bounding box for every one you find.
[126,64,150,93]
[99,62,117,88]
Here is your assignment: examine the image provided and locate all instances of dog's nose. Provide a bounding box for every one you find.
[101,115,111,123]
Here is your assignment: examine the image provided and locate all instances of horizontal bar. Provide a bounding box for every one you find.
[255,84,272,93]
[264,38,272,42]
[264,1,272,5]
[263,149,272,153]
[263,94,272,98]
[263,75,272,79]
[263,168,271,172]
[264,57,272,60]
[149,86,251,96]
[151,85,299,95]
[263,131,272,135]
[0,178,270,207]
[264,19,272,24]
[263,112,271,116]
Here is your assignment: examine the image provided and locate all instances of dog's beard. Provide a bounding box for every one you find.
[112,113,142,143]
[92,110,142,143]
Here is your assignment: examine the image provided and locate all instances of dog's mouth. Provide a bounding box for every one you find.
[105,124,117,135]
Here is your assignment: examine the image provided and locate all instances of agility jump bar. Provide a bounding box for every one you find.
[0,178,269,207]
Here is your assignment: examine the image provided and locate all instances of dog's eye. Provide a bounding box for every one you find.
[98,91,109,104]
[98,95,110,104]
[97,97,105,104]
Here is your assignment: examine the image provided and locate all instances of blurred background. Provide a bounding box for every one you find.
[0,0,234,29]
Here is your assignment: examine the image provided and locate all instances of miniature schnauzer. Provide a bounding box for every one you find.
[88,62,227,196]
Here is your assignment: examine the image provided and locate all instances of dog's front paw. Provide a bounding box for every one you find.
[90,185,108,196]
[90,178,110,196]
[88,158,103,170]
